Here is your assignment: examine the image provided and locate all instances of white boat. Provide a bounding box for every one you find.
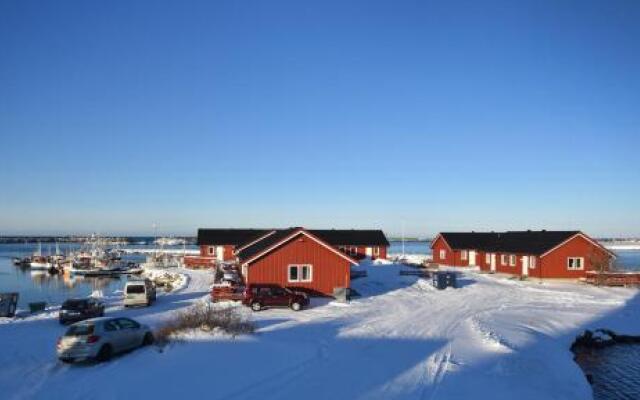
[29,243,51,270]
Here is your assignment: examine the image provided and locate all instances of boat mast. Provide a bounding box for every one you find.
[402,222,405,258]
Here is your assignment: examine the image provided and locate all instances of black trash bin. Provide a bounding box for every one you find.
[432,272,457,290]
[0,293,19,318]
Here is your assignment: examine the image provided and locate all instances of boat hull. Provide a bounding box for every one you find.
[30,262,52,270]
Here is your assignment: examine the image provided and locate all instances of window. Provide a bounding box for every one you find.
[530,256,536,269]
[439,249,446,260]
[509,255,516,267]
[501,255,507,265]
[126,284,145,294]
[373,247,380,256]
[288,264,313,282]
[461,250,468,260]
[208,246,215,255]
[104,321,118,332]
[567,257,584,270]
[350,247,358,256]
[485,254,491,264]
[116,318,140,330]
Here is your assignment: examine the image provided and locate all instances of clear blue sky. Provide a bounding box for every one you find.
[1,0,639,237]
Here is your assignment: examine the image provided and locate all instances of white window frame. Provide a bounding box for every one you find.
[461,250,468,260]
[501,255,507,266]
[567,257,584,270]
[530,256,536,269]
[288,264,313,282]
[485,253,491,264]
[373,246,380,256]
[208,246,215,255]
[509,255,516,267]
[439,249,446,260]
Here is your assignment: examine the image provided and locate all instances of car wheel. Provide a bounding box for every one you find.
[96,344,112,362]
[143,332,154,346]
[290,302,302,311]
[251,302,262,312]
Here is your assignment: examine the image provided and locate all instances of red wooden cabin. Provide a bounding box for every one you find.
[431,230,615,279]
[236,227,359,297]
[188,227,389,268]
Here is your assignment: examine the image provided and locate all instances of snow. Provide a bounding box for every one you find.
[605,244,640,250]
[1,263,639,399]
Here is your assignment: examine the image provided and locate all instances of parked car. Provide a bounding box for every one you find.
[242,284,309,311]
[59,298,105,324]
[57,317,154,363]
[124,279,156,307]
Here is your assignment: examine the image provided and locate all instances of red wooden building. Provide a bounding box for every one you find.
[191,228,389,266]
[237,227,358,296]
[431,230,615,279]
[185,227,389,295]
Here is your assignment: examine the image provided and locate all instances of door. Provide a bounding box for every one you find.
[115,318,141,349]
[521,256,529,277]
[103,319,127,352]
[269,287,289,307]
[216,246,224,261]
[490,254,496,273]
[365,247,373,258]
[469,251,476,266]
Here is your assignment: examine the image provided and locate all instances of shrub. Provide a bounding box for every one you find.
[156,302,254,345]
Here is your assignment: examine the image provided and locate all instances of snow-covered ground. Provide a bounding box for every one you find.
[1,263,638,400]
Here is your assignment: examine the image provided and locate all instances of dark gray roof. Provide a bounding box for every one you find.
[236,228,298,262]
[308,230,390,246]
[197,229,271,246]
[197,228,389,247]
[437,231,582,255]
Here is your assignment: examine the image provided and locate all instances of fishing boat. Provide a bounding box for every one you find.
[30,243,51,270]
[12,257,30,266]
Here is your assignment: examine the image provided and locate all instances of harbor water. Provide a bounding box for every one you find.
[0,243,195,309]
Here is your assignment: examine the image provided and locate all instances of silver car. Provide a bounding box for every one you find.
[57,317,154,363]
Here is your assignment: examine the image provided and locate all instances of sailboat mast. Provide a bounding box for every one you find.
[401,223,405,257]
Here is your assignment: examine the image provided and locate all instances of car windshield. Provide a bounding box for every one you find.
[62,300,87,310]
[65,324,94,336]
[126,285,145,294]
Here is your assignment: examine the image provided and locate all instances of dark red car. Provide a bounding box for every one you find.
[242,284,309,311]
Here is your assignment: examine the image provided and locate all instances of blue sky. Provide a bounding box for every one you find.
[1,0,639,237]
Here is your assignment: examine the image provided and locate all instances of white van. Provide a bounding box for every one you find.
[124,279,157,307]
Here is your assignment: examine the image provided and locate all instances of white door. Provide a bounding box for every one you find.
[365,247,373,257]
[521,256,529,277]
[490,254,496,273]
[469,251,476,266]
[216,246,224,261]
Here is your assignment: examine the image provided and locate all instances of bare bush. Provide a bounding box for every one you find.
[156,302,254,345]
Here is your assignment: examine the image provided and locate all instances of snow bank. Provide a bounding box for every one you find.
[0,263,638,400]
[142,268,189,292]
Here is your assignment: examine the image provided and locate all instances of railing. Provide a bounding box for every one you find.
[183,256,217,269]
[399,269,431,277]
[585,271,640,286]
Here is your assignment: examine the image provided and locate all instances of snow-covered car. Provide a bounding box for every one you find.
[57,317,154,363]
